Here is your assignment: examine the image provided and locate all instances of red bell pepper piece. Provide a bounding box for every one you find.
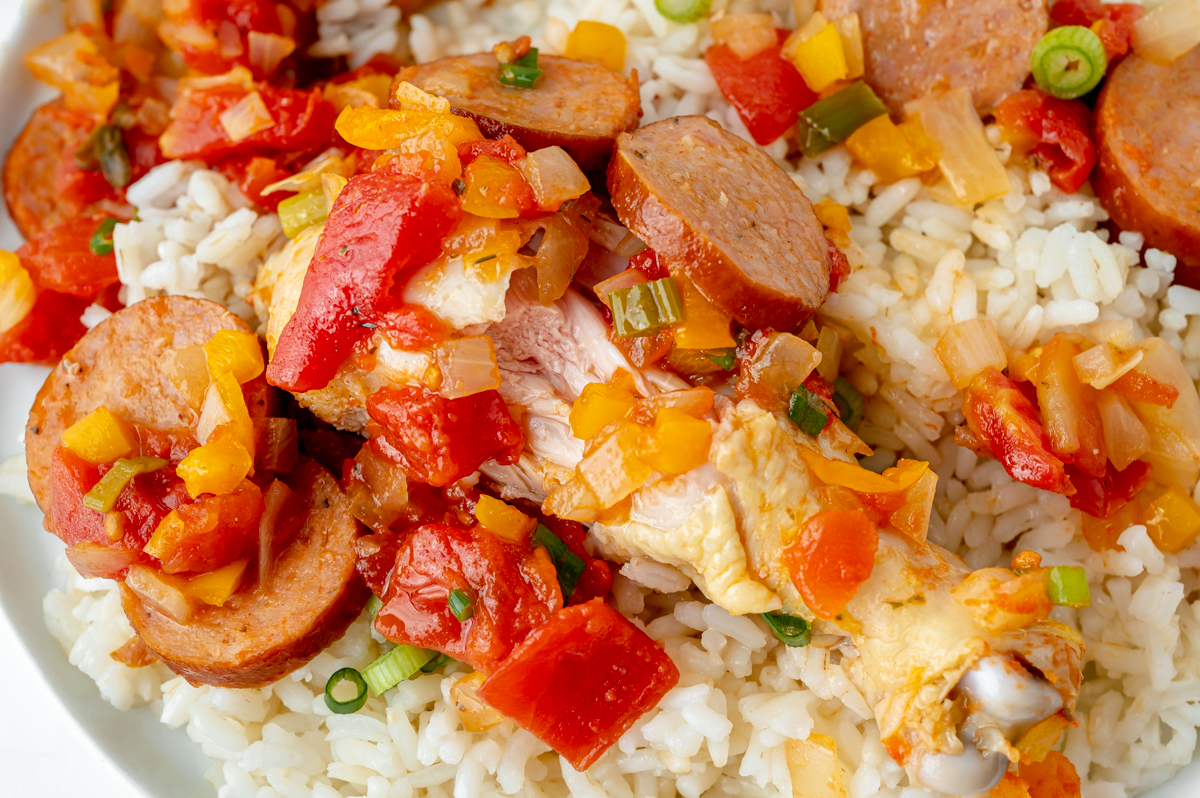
[266,169,461,392]
[962,368,1072,494]
[704,31,817,146]
[366,386,525,487]
[374,523,562,672]
[1067,459,1151,519]
[992,90,1096,194]
[477,598,680,770]
[17,216,120,298]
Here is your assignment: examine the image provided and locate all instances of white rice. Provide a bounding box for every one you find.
[25,0,1200,795]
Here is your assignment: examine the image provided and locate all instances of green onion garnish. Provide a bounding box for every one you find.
[89,217,119,257]
[362,644,436,696]
[655,0,711,23]
[324,667,369,714]
[420,653,455,673]
[760,612,811,647]
[514,48,539,68]
[702,348,737,371]
[1045,566,1091,608]
[75,124,132,189]
[448,588,475,622]
[788,385,830,438]
[832,376,864,430]
[1030,26,1107,100]
[499,49,542,88]
[609,277,686,338]
[366,594,383,619]
[278,189,329,239]
[797,81,889,158]
[533,524,586,601]
[83,457,168,513]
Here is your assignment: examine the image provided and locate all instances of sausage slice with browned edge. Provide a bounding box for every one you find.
[607,116,830,331]
[1093,47,1200,271]
[395,54,640,170]
[819,0,1048,113]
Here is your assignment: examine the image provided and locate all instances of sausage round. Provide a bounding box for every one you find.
[395,54,640,170]
[1093,47,1200,270]
[818,0,1048,113]
[121,459,370,688]
[607,116,830,331]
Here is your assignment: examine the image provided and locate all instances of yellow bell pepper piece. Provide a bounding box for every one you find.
[564,21,626,72]
[641,407,712,475]
[176,438,253,498]
[334,106,482,152]
[578,422,651,507]
[181,560,249,607]
[200,372,256,457]
[844,114,939,184]
[204,329,264,384]
[1142,485,1200,554]
[461,155,530,219]
[144,509,184,561]
[475,495,536,543]
[799,448,929,493]
[1015,712,1071,764]
[393,81,451,113]
[787,23,848,93]
[466,229,524,281]
[570,382,638,440]
[832,13,864,79]
[61,406,137,464]
[0,250,36,334]
[672,276,735,350]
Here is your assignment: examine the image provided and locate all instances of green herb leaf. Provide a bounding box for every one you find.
[788,385,830,438]
[702,347,737,371]
[832,376,864,430]
[760,612,811,647]
[89,217,120,257]
[499,63,543,88]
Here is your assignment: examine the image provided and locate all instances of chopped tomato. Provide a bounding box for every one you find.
[1050,0,1143,59]
[1018,750,1082,798]
[963,368,1072,494]
[1110,368,1180,408]
[374,523,562,672]
[476,598,680,770]
[197,0,282,32]
[457,135,528,168]
[629,250,668,281]
[532,512,614,604]
[267,169,461,393]
[992,90,1096,194]
[170,0,284,75]
[1032,334,1106,479]
[705,31,817,146]
[149,480,265,574]
[375,303,449,351]
[783,509,878,620]
[217,155,292,212]
[0,290,91,365]
[55,148,117,209]
[828,239,850,292]
[367,386,525,487]
[1067,459,1151,519]
[461,155,536,218]
[17,216,120,298]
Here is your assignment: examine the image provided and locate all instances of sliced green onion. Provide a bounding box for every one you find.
[760,612,811,647]
[448,588,475,622]
[655,0,711,23]
[514,47,540,68]
[499,64,543,88]
[533,524,586,601]
[1045,565,1091,608]
[702,348,737,371]
[89,217,119,257]
[1030,26,1108,100]
[788,385,830,438]
[278,189,329,239]
[610,277,686,338]
[83,457,168,513]
[366,594,383,619]
[832,376,864,430]
[362,644,436,696]
[797,81,889,158]
[324,667,369,714]
[420,653,455,673]
[75,124,132,189]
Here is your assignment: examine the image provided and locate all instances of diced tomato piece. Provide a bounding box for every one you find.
[614,327,674,368]
[1109,368,1179,408]
[197,0,281,33]
[705,31,817,146]
[218,155,292,212]
[457,135,528,168]
[151,480,265,574]
[963,368,1072,494]
[1067,459,1151,519]
[629,249,668,281]
[366,386,525,487]
[1032,334,1106,479]
[0,290,91,365]
[375,303,449,351]
[124,128,167,183]
[1050,0,1143,59]
[828,239,850,292]
[266,170,461,392]
[374,523,562,672]
[119,467,193,549]
[477,598,680,770]
[55,149,117,209]
[992,90,1096,194]
[783,509,878,620]
[17,216,120,298]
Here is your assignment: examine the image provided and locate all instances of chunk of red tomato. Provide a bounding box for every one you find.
[992,90,1095,194]
[1067,459,1151,519]
[17,216,120,298]
[704,32,816,146]
[783,509,878,621]
[150,479,265,574]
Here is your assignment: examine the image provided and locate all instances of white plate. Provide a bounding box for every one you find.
[0,2,1197,796]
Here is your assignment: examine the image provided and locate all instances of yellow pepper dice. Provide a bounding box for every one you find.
[844,114,938,184]
[335,105,482,151]
[672,276,735,350]
[1143,485,1200,554]
[642,407,712,475]
[564,21,627,72]
[461,155,531,219]
[393,81,451,113]
[785,23,848,93]
[204,329,265,384]
[0,250,36,334]
[475,495,536,543]
[182,560,249,607]
[199,371,256,457]
[176,438,253,498]
[144,510,185,561]
[570,382,638,440]
[61,406,138,464]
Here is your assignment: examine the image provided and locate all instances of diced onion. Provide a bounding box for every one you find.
[1133,0,1200,65]
[532,212,591,303]
[248,31,295,76]
[435,336,501,399]
[815,326,843,382]
[179,64,255,92]
[737,332,822,414]
[1073,343,1144,389]
[906,87,1010,206]
[1097,390,1150,471]
[125,564,193,624]
[520,146,590,212]
[832,13,864,79]
[218,90,275,143]
[450,672,504,731]
[639,386,715,417]
[1124,338,1200,462]
[784,735,849,798]
[23,31,120,117]
[935,318,1007,390]
[710,12,778,60]
[589,214,645,255]
[196,380,235,444]
[0,251,36,334]
[64,542,143,580]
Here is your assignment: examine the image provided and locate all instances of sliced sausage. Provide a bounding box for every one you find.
[607,116,830,331]
[1093,47,1200,270]
[3,101,129,240]
[818,0,1048,114]
[121,459,370,688]
[395,54,640,170]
